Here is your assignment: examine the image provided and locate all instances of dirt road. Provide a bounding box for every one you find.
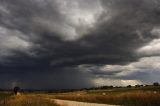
[54,99,118,106]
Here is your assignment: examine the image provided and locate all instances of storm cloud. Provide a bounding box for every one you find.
[0,0,160,89]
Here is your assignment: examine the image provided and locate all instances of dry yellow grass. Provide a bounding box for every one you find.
[0,94,60,106]
[54,91,160,106]
[1,87,160,106]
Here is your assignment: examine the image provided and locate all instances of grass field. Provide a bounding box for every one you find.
[0,92,12,100]
[0,86,160,106]
[53,86,160,106]
[0,94,60,106]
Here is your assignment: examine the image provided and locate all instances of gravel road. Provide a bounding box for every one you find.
[54,99,118,106]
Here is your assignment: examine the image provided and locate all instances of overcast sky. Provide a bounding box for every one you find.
[0,0,160,89]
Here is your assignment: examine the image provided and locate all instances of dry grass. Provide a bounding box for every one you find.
[0,92,12,100]
[1,87,160,106]
[54,91,160,106]
[0,94,60,106]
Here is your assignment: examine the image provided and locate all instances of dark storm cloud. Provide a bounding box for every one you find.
[1,0,160,66]
[49,0,160,66]
[0,68,93,89]
[0,0,60,29]
[0,0,160,88]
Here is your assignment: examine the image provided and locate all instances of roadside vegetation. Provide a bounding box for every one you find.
[0,94,60,106]
[0,85,160,106]
[53,86,160,106]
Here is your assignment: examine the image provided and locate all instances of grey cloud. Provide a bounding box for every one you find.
[87,56,160,85]
[0,67,93,89]
[0,0,160,88]
[1,0,160,66]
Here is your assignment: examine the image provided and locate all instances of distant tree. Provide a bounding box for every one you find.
[13,86,20,95]
[0,88,4,91]
[109,86,113,88]
[115,86,122,88]
[127,85,132,88]
[101,86,109,89]
[153,82,159,86]
[135,85,144,88]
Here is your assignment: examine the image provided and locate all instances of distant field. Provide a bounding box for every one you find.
[52,86,160,106]
[0,86,160,106]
